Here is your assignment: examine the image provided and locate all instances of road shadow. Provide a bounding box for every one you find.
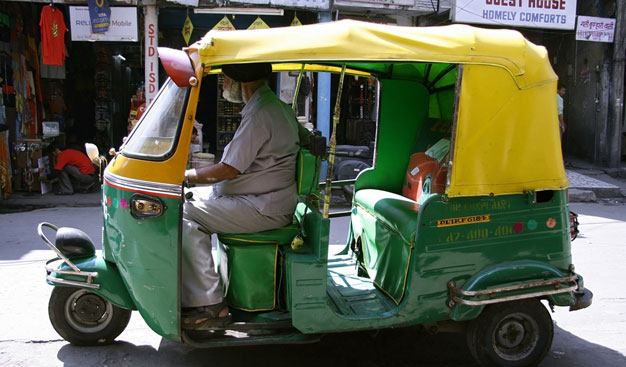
[55,324,626,367]
[0,207,102,260]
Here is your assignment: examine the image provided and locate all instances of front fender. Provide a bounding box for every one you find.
[448,260,575,321]
[47,255,137,310]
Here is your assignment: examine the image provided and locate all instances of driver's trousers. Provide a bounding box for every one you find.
[181,187,292,307]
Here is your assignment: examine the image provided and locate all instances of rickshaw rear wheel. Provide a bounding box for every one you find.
[466,299,553,367]
[49,287,131,346]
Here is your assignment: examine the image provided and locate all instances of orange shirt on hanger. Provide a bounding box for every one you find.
[39,6,67,66]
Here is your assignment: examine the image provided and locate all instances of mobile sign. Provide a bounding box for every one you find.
[451,0,578,30]
[69,6,138,42]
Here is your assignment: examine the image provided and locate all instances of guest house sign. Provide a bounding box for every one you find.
[452,0,577,30]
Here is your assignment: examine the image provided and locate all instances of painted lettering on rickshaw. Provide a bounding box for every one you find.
[444,225,514,243]
[449,199,511,213]
[437,215,491,227]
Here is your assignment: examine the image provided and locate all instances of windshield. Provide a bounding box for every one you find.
[122,78,189,159]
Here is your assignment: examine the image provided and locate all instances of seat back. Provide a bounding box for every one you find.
[296,149,319,196]
[401,139,450,203]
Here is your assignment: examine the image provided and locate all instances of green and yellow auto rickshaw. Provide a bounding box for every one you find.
[39,20,591,366]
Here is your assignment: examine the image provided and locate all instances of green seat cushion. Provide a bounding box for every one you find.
[218,222,299,246]
[354,189,419,245]
[217,222,299,311]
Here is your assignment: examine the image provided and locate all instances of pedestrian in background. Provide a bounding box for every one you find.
[557,84,567,137]
[46,143,96,195]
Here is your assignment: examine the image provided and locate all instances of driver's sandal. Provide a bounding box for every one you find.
[182,302,231,330]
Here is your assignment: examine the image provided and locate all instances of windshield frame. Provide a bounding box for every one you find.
[120,78,190,162]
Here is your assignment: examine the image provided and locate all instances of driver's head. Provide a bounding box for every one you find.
[221,63,272,103]
[222,63,272,83]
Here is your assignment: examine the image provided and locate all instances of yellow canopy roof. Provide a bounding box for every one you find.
[187,20,567,197]
[189,19,556,89]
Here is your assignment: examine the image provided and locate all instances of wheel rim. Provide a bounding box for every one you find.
[64,289,113,333]
[492,312,539,361]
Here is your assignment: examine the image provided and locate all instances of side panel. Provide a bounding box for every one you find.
[102,179,181,340]
[412,190,572,320]
[451,64,567,196]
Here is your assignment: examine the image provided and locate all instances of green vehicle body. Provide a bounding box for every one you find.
[42,23,590,359]
[47,75,581,343]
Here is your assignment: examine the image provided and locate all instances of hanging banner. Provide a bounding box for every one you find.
[576,16,616,43]
[212,16,236,31]
[87,0,111,33]
[290,15,302,26]
[248,17,269,29]
[182,15,193,45]
[69,6,138,41]
[451,0,577,30]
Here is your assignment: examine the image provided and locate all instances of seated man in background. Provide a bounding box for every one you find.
[46,143,96,195]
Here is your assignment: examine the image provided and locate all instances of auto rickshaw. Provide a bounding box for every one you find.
[39,20,592,366]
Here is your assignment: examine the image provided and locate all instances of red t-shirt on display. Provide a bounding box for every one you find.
[40,6,67,66]
[54,149,95,175]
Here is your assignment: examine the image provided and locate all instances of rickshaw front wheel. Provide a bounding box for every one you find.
[466,299,553,367]
[49,287,131,346]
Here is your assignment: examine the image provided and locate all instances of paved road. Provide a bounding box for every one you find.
[0,203,624,366]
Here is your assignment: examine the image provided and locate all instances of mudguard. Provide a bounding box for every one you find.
[448,260,577,321]
[47,255,137,310]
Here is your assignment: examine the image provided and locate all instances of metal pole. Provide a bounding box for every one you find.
[292,64,305,112]
[609,0,625,168]
[322,64,346,219]
[317,11,332,180]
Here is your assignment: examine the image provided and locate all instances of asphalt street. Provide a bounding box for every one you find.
[0,201,625,366]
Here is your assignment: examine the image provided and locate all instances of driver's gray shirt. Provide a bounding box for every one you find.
[215,84,299,216]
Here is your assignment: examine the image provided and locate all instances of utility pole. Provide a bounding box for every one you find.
[609,0,625,168]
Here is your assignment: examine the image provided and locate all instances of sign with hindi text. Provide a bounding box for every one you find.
[576,16,615,43]
[451,0,577,30]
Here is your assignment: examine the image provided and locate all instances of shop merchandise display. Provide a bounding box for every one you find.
[39,5,67,66]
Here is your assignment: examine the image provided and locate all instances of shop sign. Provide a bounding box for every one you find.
[165,0,199,6]
[290,15,302,26]
[451,0,577,30]
[69,6,138,41]
[87,0,111,33]
[576,16,615,43]
[145,6,158,105]
[182,15,193,45]
[248,17,270,29]
[229,0,330,10]
[213,16,236,31]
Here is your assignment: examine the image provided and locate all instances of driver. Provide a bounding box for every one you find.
[181,63,300,329]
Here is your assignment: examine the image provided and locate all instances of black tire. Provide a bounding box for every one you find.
[48,287,131,346]
[466,299,553,367]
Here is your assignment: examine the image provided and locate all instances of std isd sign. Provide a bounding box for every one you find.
[452,0,577,30]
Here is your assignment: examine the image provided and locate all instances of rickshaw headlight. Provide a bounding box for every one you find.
[130,194,165,219]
